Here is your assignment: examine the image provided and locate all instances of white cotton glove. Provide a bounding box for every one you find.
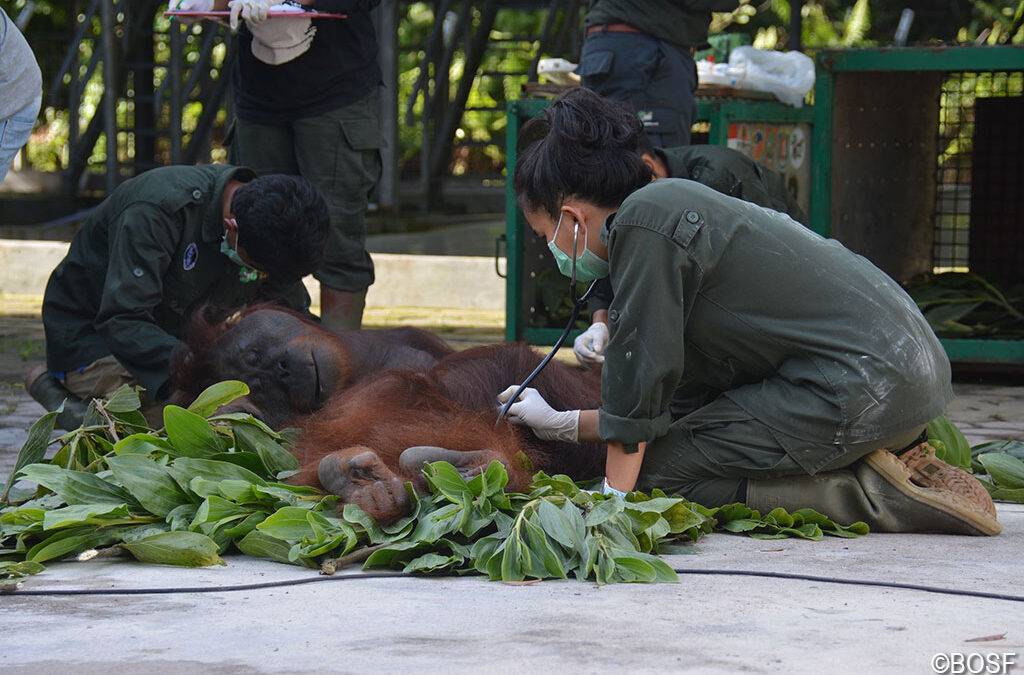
[573,321,609,365]
[228,0,273,30]
[169,0,215,22]
[497,386,580,443]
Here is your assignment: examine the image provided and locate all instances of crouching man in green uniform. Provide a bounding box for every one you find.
[575,133,807,364]
[498,88,1000,536]
[26,164,330,429]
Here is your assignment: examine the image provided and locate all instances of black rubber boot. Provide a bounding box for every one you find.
[25,368,89,430]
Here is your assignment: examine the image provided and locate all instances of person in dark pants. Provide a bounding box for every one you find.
[577,0,738,147]
[26,165,330,429]
[575,134,807,365]
[497,88,999,536]
[175,0,383,331]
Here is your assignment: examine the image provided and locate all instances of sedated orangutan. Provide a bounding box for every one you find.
[172,306,604,523]
[170,305,455,428]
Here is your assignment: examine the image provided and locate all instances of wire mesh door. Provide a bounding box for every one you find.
[932,70,1024,279]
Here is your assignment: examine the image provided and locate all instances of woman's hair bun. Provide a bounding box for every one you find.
[544,87,643,152]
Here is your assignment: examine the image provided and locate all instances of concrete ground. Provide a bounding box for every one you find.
[0,506,1021,673]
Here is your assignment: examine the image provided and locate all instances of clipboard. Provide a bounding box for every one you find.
[165,10,347,19]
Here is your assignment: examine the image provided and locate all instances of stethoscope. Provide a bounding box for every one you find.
[496,220,598,424]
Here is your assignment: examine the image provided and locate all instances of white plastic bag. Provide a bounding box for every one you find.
[726,46,815,107]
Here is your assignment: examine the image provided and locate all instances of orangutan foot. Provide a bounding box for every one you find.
[399,446,509,479]
[318,448,411,523]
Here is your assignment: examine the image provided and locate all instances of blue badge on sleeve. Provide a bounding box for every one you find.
[183,242,198,271]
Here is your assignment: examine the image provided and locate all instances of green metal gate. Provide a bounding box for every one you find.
[811,46,1024,366]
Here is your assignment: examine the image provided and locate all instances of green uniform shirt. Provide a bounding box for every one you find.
[657,145,807,224]
[584,0,738,48]
[597,179,952,451]
[42,164,309,399]
[590,145,808,313]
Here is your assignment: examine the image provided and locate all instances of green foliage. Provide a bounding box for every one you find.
[0,382,868,583]
[908,273,1024,340]
[975,450,1024,503]
[927,416,974,470]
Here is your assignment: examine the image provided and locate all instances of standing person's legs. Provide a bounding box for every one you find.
[576,32,696,147]
[0,94,41,183]
[292,90,382,332]
[637,394,1000,535]
[232,116,302,176]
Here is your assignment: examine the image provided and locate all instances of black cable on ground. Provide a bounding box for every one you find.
[5,567,1024,603]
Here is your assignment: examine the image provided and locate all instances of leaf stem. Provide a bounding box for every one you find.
[319,543,389,575]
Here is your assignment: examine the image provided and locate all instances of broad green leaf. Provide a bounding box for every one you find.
[103,385,142,413]
[256,506,316,542]
[927,416,972,470]
[163,405,225,458]
[364,540,433,568]
[232,424,298,476]
[971,440,1024,473]
[114,434,176,457]
[209,413,282,440]
[209,452,269,477]
[172,457,267,486]
[17,463,137,507]
[42,503,132,530]
[120,523,171,543]
[1,409,59,503]
[191,495,251,528]
[107,455,191,517]
[535,498,578,550]
[121,531,224,567]
[584,497,624,526]
[423,462,472,503]
[402,552,464,574]
[222,512,267,540]
[187,381,250,418]
[523,516,567,578]
[27,526,130,563]
[721,518,762,533]
[236,529,315,568]
[612,555,658,583]
[977,453,1024,490]
[0,560,46,580]
[166,503,198,530]
[988,486,1024,503]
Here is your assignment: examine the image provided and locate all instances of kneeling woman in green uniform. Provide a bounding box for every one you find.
[498,89,1000,536]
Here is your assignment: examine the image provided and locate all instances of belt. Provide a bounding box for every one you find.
[585,24,698,55]
[586,23,644,36]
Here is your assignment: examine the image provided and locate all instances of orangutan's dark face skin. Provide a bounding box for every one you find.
[209,310,343,427]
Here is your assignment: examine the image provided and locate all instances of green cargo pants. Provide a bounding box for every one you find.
[636,394,926,507]
[232,89,382,293]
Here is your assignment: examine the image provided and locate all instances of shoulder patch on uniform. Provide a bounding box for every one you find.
[183,242,198,271]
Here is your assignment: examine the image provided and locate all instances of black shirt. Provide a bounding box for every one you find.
[232,0,382,123]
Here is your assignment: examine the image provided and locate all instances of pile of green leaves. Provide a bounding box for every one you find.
[972,441,1024,504]
[1,382,870,583]
[926,419,1024,504]
[908,272,1024,339]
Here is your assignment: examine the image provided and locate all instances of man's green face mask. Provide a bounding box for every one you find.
[547,213,609,283]
[221,219,263,283]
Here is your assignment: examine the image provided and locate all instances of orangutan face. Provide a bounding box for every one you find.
[204,309,344,427]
